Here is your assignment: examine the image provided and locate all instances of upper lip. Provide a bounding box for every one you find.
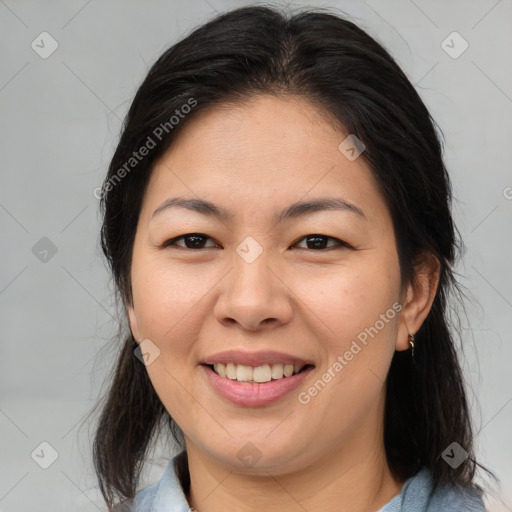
[201,350,315,367]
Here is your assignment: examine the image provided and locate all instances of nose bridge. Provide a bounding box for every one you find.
[214,236,292,329]
[230,237,276,301]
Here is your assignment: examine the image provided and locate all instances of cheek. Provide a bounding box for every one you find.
[132,257,208,336]
[130,259,210,409]
[294,256,400,378]
[298,265,398,332]
[294,268,399,418]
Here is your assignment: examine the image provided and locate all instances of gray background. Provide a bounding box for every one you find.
[1,0,511,510]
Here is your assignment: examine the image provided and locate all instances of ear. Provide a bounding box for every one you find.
[396,251,441,351]
[127,302,141,343]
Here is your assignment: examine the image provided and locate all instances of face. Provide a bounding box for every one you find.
[128,94,413,476]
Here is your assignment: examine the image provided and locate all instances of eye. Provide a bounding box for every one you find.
[292,234,352,251]
[161,233,352,251]
[161,233,220,250]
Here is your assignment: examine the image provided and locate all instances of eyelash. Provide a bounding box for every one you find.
[161,233,353,251]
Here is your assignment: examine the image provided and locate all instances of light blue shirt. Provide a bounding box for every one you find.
[122,452,487,511]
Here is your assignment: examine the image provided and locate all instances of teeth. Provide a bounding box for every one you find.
[253,364,271,383]
[271,364,283,379]
[216,363,226,378]
[226,363,236,380]
[212,362,306,382]
[236,364,253,382]
[283,364,294,377]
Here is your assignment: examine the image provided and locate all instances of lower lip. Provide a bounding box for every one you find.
[200,364,314,407]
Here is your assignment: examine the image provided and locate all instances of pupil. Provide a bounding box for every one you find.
[308,235,326,249]
[186,234,205,248]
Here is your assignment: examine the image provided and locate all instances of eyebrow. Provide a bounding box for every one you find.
[151,196,366,222]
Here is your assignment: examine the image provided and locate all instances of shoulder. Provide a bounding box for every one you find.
[403,468,488,512]
[114,452,191,512]
[380,468,488,512]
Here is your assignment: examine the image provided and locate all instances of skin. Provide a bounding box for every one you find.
[127,94,440,512]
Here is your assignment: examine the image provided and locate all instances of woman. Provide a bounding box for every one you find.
[92,5,494,511]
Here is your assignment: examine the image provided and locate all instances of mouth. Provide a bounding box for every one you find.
[200,361,316,407]
[202,362,315,384]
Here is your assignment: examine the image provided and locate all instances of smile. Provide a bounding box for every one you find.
[200,363,315,407]
[210,362,309,383]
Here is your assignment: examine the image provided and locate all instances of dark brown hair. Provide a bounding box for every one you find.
[90,5,495,510]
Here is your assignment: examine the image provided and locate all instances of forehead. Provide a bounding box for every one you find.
[140,94,388,225]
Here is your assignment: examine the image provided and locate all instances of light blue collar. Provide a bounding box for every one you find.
[128,452,487,512]
[378,466,487,511]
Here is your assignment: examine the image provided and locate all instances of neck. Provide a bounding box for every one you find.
[185,395,403,512]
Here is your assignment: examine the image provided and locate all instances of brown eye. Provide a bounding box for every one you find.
[163,233,219,249]
[293,234,351,250]
[161,233,351,251]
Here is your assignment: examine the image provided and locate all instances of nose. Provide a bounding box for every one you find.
[213,250,293,332]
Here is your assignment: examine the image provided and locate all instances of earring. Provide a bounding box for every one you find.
[408,333,415,358]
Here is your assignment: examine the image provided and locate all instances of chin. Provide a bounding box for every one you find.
[201,439,306,476]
